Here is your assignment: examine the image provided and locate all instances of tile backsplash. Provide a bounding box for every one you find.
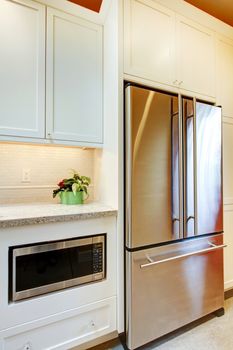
[0,143,94,204]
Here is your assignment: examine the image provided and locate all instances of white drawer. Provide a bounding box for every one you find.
[1,297,116,350]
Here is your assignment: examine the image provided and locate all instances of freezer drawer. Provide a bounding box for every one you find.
[126,234,224,350]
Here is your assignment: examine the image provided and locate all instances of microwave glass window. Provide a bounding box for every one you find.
[15,244,95,292]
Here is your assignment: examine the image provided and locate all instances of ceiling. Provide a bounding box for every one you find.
[67,1,233,26]
[184,0,233,27]
[68,0,103,13]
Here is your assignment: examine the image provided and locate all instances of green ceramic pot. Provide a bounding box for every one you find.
[59,191,84,205]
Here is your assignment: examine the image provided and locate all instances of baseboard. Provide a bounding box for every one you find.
[224,280,233,291]
[225,288,233,300]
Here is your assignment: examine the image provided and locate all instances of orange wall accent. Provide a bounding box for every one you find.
[68,0,103,13]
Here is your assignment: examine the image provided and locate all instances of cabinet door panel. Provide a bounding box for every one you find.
[124,0,175,85]
[216,36,233,118]
[0,0,45,138]
[177,15,215,97]
[46,8,103,144]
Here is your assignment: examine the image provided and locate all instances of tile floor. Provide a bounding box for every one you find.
[89,297,233,350]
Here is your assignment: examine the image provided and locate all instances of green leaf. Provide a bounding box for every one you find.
[72,183,78,195]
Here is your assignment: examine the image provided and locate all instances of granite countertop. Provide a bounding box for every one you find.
[0,202,117,228]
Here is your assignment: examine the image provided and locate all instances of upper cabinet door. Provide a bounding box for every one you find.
[124,0,176,86]
[0,0,45,138]
[216,35,233,118]
[46,8,103,144]
[176,15,216,98]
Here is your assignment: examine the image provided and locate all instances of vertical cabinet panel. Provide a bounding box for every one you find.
[124,0,176,85]
[176,16,215,97]
[223,122,233,290]
[46,8,103,144]
[0,0,45,138]
[216,36,233,118]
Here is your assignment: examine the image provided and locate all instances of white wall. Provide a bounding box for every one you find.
[0,143,94,204]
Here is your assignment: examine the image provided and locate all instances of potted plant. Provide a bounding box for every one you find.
[53,170,91,205]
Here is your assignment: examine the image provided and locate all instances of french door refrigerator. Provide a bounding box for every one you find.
[125,83,225,350]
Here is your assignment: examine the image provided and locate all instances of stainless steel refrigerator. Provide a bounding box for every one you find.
[125,83,225,350]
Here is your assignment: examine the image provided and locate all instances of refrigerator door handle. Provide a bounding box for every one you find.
[178,94,183,239]
[140,243,227,268]
[193,98,198,235]
[172,217,180,222]
[183,97,197,237]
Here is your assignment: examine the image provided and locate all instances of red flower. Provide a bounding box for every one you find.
[58,180,65,188]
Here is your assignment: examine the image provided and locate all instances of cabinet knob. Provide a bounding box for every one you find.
[179,80,183,85]
[173,79,178,85]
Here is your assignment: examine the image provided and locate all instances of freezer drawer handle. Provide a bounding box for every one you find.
[140,242,227,268]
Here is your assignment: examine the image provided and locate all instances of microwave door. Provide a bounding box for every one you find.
[125,85,182,249]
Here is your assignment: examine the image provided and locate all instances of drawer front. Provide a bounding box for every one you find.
[1,297,116,350]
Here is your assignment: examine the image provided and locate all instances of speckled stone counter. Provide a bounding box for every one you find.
[0,202,117,228]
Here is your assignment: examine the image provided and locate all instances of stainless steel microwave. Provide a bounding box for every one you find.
[9,234,106,302]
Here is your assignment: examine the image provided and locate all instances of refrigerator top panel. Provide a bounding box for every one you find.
[125,84,180,249]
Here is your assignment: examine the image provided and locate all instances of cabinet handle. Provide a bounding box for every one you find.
[179,80,183,85]
[173,79,178,85]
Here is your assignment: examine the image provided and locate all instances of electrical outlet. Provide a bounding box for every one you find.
[22,168,31,183]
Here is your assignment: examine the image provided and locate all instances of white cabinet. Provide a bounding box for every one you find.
[0,1,103,146]
[124,0,216,98]
[216,35,233,117]
[124,0,176,86]
[0,0,45,138]
[46,8,103,144]
[0,216,117,348]
[176,15,215,97]
[2,297,116,350]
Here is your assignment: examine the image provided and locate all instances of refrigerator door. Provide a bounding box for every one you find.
[196,102,223,235]
[126,234,225,350]
[183,100,223,237]
[125,85,182,249]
